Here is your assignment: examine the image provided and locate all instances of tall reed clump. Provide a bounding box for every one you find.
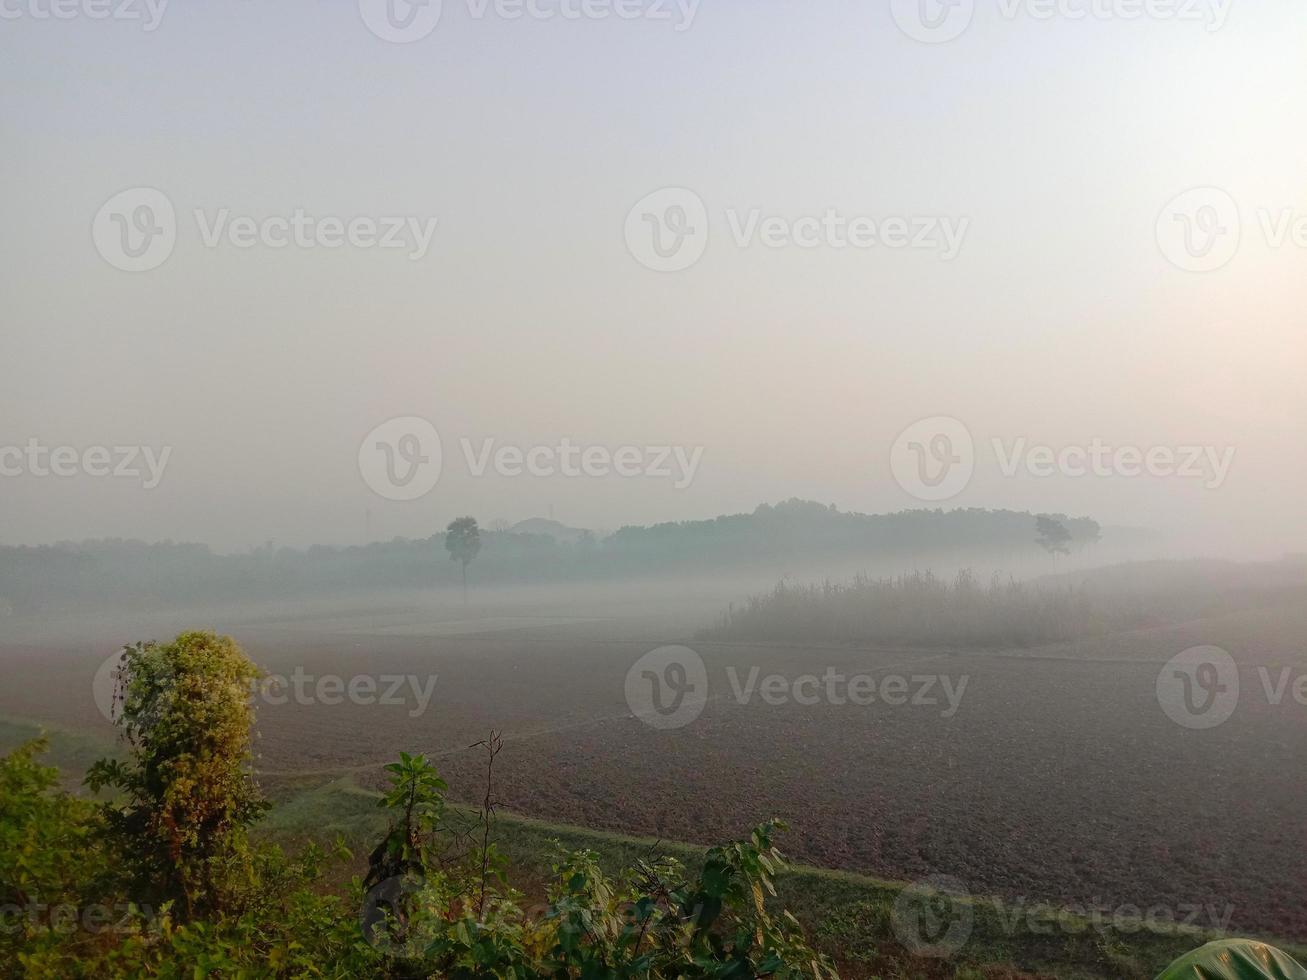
[705,570,1112,648]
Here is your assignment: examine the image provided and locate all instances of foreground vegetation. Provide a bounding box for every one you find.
[2,632,836,978]
[259,778,1286,980]
[4,631,1302,978]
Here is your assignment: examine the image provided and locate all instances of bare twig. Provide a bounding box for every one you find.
[468,730,504,920]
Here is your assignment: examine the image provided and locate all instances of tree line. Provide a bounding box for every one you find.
[0,502,1103,614]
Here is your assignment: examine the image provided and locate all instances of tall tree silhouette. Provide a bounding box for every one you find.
[1035,514,1073,556]
[445,516,481,604]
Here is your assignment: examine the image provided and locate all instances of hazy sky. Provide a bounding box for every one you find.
[2,1,1304,553]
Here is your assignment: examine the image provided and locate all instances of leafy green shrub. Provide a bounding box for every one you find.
[86,632,269,920]
[1,737,110,976]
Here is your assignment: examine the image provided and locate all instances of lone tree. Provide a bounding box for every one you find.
[445,516,481,603]
[1035,514,1073,556]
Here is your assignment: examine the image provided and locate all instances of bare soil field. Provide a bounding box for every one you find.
[2,592,1304,942]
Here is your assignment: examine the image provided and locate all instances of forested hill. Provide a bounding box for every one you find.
[0,501,1102,613]
[607,500,1101,564]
